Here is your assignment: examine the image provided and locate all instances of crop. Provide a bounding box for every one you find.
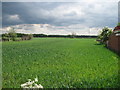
[2,38,120,88]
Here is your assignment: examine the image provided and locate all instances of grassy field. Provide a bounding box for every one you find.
[2,38,120,88]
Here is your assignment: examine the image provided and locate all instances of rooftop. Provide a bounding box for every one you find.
[114,26,120,31]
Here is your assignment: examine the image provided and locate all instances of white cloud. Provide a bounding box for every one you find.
[2,1,118,32]
[2,0,120,2]
[29,3,85,20]
[6,14,23,22]
[23,1,117,27]
[50,4,84,19]
[1,24,103,35]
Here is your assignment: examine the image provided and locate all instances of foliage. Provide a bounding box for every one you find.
[117,22,120,26]
[16,33,27,37]
[2,38,119,88]
[8,27,17,41]
[28,34,33,40]
[2,33,98,38]
[2,29,33,41]
[33,34,48,37]
[97,27,112,44]
[2,27,17,41]
[2,36,9,41]
[21,34,33,40]
[14,38,21,41]
[70,32,76,38]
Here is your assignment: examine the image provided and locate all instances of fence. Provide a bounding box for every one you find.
[108,32,120,55]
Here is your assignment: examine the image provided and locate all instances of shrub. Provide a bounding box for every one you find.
[2,37,9,41]
[117,22,120,26]
[21,34,33,40]
[97,27,112,44]
[8,27,17,41]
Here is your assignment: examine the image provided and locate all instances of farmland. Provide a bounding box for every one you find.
[2,38,120,88]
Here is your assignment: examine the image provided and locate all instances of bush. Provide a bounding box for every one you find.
[28,34,33,40]
[14,38,21,41]
[2,27,17,41]
[8,27,17,41]
[117,22,120,26]
[21,34,33,40]
[2,37,9,41]
[97,27,112,44]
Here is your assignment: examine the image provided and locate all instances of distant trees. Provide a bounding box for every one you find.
[33,34,47,37]
[71,32,76,38]
[8,27,17,41]
[21,34,33,40]
[2,33,9,41]
[2,27,17,41]
[97,27,112,44]
[2,27,33,41]
[67,32,76,38]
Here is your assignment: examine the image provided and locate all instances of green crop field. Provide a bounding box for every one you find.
[2,38,120,88]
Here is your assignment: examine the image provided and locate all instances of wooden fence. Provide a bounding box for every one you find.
[108,33,120,55]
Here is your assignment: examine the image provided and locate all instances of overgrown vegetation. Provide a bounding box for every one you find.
[2,38,119,88]
[97,27,112,44]
[2,27,33,41]
[2,27,17,41]
[117,22,120,26]
[21,34,33,40]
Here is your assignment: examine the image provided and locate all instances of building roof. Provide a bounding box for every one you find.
[114,26,120,31]
[113,26,120,36]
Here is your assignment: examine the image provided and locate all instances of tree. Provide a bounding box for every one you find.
[97,27,112,44]
[117,22,120,26]
[70,32,76,38]
[8,27,17,41]
[2,33,9,41]
[21,34,33,40]
[28,34,33,40]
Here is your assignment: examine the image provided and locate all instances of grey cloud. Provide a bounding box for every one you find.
[2,2,118,28]
[118,1,120,23]
[0,2,1,29]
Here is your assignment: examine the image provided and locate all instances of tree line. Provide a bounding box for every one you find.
[3,26,116,42]
[2,32,97,41]
[33,34,97,38]
[1,27,98,41]
[1,28,33,41]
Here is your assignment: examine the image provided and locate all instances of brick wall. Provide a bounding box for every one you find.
[108,33,120,54]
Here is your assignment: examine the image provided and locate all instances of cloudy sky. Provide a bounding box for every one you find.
[1,0,119,35]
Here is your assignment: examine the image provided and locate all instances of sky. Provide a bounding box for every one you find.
[119,1,120,22]
[1,0,119,35]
